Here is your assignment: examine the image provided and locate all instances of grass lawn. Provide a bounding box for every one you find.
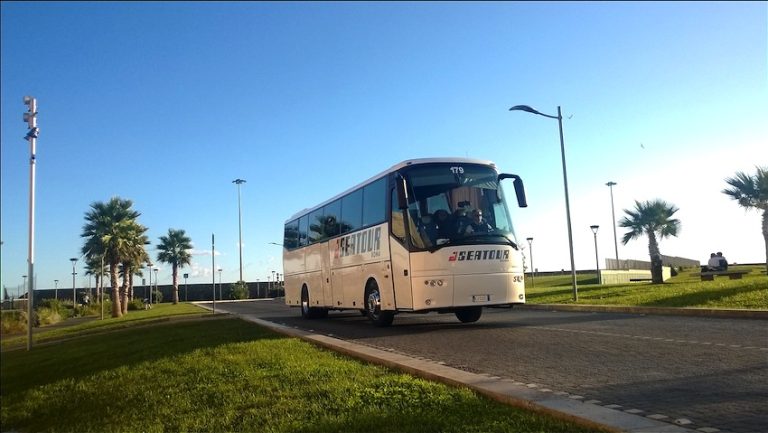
[0,317,602,433]
[526,265,768,309]
[1,302,206,351]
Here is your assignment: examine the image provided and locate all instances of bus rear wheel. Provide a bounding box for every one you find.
[301,286,327,319]
[455,306,482,323]
[365,282,394,327]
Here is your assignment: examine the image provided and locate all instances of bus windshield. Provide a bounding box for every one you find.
[400,163,518,250]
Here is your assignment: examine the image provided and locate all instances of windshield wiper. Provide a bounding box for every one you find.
[461,232,519,250]
[427,233,518,253]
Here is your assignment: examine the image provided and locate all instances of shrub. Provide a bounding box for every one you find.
[1,310,26,334]
[230,281,249,300]
[152,290,163,303]
[127,299,145,311]
[36,307,63,326]
[39,298,64,312]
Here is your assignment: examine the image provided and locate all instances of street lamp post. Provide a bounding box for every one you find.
[183,273,189,302]
[154,268,159,302]
[232,179,246,283]
[510,105,578,301]
[526,237,534,288]
[146,262,153,304]
[54,279,58,301]
[70,258,78,306]
[606,181,619,265]
[218,268,222,301]
[271,270,275,296]
[590,225,601,285]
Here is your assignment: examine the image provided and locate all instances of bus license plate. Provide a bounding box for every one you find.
[472,295,489,302]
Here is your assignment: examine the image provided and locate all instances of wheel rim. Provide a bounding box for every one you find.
[301,290,309,315]
[367,288,381,320]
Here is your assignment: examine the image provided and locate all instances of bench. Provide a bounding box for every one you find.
[694,271,749,281]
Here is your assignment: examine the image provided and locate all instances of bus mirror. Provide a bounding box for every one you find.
[498,174,528,208]
[396,176,409,210]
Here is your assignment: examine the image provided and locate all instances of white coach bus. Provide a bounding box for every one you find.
[282,158,528,326]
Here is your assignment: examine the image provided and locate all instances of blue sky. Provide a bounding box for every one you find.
[2,2,766,295]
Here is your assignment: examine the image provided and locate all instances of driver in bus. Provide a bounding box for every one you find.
[464,209,493,235]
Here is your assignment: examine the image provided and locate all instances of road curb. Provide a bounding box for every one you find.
[519,304,768,320]
[199,304,697,433]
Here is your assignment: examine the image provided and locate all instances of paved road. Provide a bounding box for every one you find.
[210,300,768,433]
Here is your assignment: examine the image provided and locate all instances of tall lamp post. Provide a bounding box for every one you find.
[23,96,39,351]
[183,273,189,302]
[510,105,578,301]
[154,268,159,302]
[606,181,619,265]
[70,258,78,306]
[268,243,283,297]
[232,179,246,283]
[146,262,153,304]
[526,237,534,288]
[590,225,601,285]
[218,268,222,301]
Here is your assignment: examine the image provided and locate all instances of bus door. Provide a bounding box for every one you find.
[390,186,413,310]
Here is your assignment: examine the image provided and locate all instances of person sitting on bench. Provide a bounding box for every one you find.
[716,252,728,271]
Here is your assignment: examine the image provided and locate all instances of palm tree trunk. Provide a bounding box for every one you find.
[762,209,768,275]
[172,264,179,304]
[110,262,122,318]
[128,272,134,301]
[647,232,664,284]
[121,266,129,315]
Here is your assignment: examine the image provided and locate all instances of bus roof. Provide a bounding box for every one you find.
[285,157,496,222]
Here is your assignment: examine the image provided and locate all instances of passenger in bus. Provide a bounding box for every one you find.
[464,209,493,234]
[325,216,339,237]
[433,209,453,240]
[453,207,471,235]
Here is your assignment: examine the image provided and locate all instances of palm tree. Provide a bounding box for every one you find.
[156,229,193,304]
[119,227,149,314]
[619,199,681,284]
[81,197,142,318]
[723,166,768,273]
[84,255,107,300]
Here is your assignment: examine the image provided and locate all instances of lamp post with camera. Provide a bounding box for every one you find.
[23,96,39,350]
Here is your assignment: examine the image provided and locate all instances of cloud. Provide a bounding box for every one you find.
[189,249,223,257]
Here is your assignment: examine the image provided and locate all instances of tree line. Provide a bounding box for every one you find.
[80,197,192,318]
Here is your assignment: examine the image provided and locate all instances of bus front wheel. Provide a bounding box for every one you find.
[301,287,327,319]
[365,282,394,327]
[455,307,482,323]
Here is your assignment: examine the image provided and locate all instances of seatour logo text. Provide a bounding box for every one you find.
[448,250,509,262]
[334,226,382,258]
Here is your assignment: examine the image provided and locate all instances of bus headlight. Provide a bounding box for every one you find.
[424,279,445,287]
